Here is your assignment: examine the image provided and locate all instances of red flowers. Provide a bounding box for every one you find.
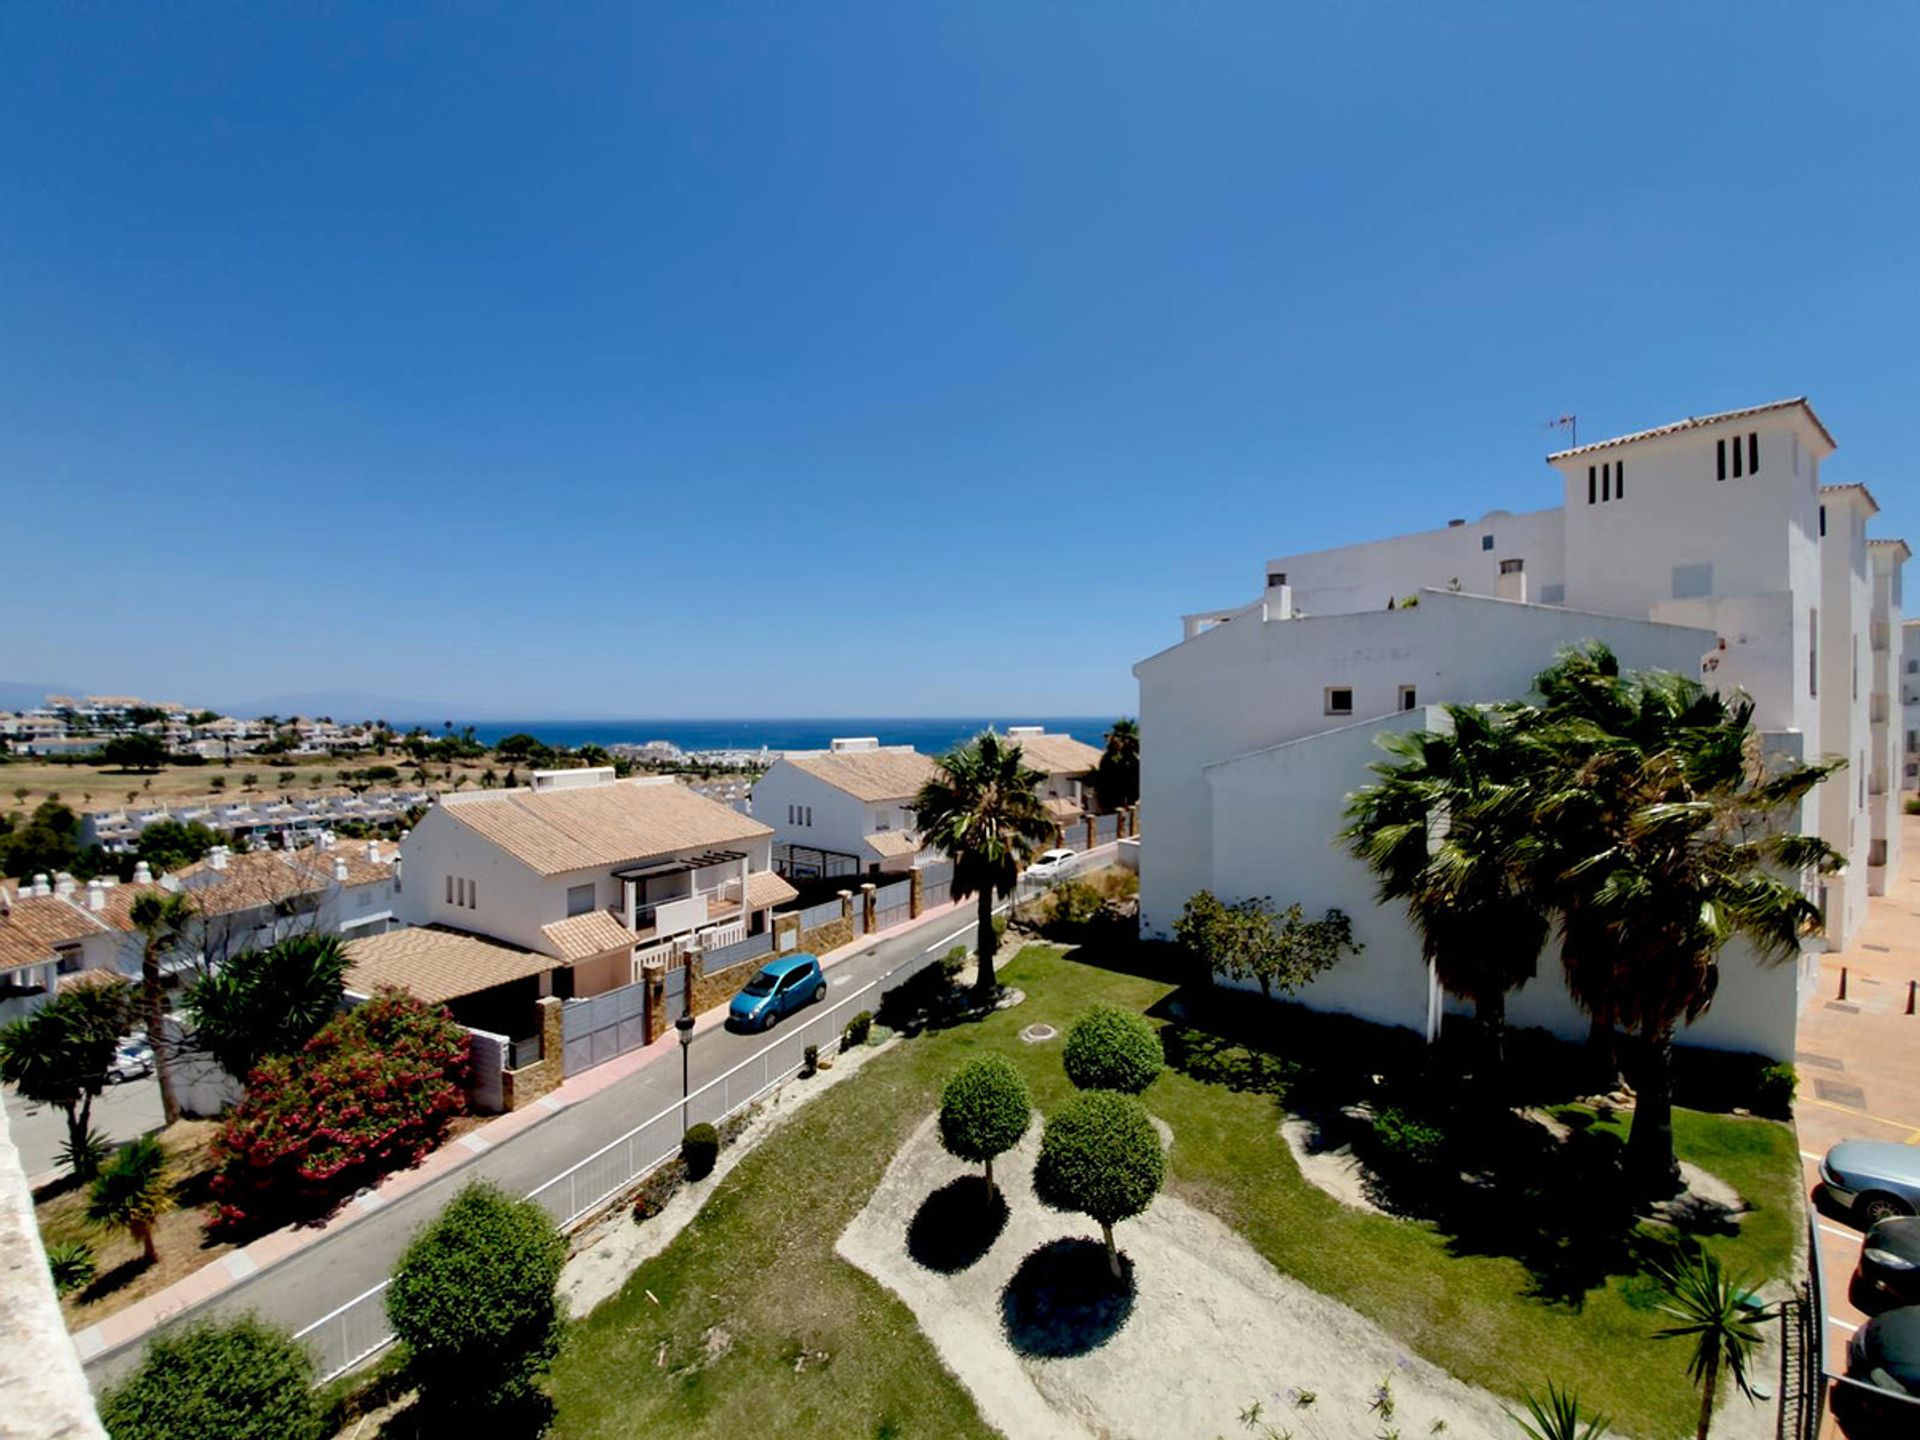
[209,989,471,1231]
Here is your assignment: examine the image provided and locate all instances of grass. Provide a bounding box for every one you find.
[1,754,493,814]
[543,942,1801,1440]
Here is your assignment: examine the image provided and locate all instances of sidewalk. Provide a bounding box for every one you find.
[1792,815,1920,1416]
[71,890,979,1363]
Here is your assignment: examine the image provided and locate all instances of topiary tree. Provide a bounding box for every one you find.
[938,1055,1032,1198]
[387,1180,568,1416]
[1033,1090,1164,1280]
[97,1316,322,1440]
[1062,1004,1162,1095]
[681,1122,720,1180]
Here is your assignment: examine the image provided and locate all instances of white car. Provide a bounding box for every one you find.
[1026,849,1078,882]
[105,1039,154,1084]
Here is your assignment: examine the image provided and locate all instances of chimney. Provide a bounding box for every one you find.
[365,841,380,865]
[210,847,228,871]
[133,861,153,885]
[32,873,51,897]
[55,873,76,898]
[319,830,334,851]
[87,878,105,911]
[333,856,349,883]
[1263,574,1294,622]
[1496,559,1528,604]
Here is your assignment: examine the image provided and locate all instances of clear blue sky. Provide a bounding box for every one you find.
[4,5,1913,718]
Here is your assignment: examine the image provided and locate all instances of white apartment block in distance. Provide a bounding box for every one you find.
[1902,617,1920,790]
[1136,398,1903,1062]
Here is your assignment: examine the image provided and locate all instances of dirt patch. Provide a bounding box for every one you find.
[838,1114,1517,1440]
[1278,1113,1388,1218]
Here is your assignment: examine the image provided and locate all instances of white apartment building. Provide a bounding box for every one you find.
[1902,617,1920,791]
[1137,398,1904,1061]
[395,769,797,1000]
[753,740,938,878]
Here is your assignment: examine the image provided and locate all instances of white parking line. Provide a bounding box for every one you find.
[1800,1150,1824,1162]
[1828,1316,1859,1334]
[1820,1223,1858,1241]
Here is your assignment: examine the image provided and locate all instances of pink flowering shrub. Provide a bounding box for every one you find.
[209,989,471,1230]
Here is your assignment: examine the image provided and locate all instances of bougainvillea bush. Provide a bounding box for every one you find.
[209,988,471,1229]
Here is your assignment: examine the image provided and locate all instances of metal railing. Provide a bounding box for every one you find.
[291,938,945,1384]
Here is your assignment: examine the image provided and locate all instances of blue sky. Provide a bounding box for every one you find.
[4,5,1914,718]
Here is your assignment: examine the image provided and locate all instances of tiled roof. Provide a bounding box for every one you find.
[743,870,799,910]
[1043,795,1085,821]
[1869,538,1913,561]
[344,924,554,1004]
[783,750,938,804]
[0,894,106,974]
[862,829,923,859]
[540,911,641,961]
[1547,398,1834,460]
[1820,482,1881,514]
[1009,733,1103,777]
[173,850,318,916]
[440,779,772,877]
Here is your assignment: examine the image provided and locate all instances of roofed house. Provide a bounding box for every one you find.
[388,769,796,1013]
[1001,727,1106,819]
[0,888,107,1023]
[751,739,939,878]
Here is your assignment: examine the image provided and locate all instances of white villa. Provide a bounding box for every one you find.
[1136,398,1904,1061]
[753,740,939,879]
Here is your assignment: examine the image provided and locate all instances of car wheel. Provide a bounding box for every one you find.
[1860,1192,1914,1225]
[812,982,826,1004]
[763,1008,779,1032]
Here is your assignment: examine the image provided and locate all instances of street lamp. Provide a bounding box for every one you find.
[676,1005,696,1132]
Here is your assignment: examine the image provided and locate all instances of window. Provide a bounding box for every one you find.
[467,881,478,910]
[445,875,454,905]
[1588,466,1597,504]
[1809,608,1818,697]
[1399,685,1418,711]
[1587,461,1622,504]
[1718,432,1759,480]
[1749,432,1759,474]
[567,883,595,917]
[1616,460,1624,498]
[1480,534,1494,550]
[805,805,812,826]
[1499,558,1524,575]
[1717,439,1727,480]
[1325,687,1353,716]
[1819,504,1827,537]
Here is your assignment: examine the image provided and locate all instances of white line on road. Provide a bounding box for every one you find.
[1828,1316,1859,1334]
[919,899,1012,956]
[1800,1150,1824,1162]
[1820,1223,1858,1241]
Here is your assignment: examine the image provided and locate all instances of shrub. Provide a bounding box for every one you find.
[1369,1104,1448,1180]
[1044,880,1104,934]
[46,1239,96,1297]
[209,988,471,1229]
[57,1125,111,1181]
[681,1122,720,1180]
[1756,1062,1798,1115]
[97,1316,322,1440]
[941,945,969,978]
[631,1160,684,1222]
[1033,1090,1165,1279]
[803,1043,819,1075]
[386,1181,567,1416]
[844,1009,874,1050]
[938,1055,1032,1194]
[1062,1004,1163,1094]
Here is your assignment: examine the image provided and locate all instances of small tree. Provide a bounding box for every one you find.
[102,733,168,772]
[387,1181,568,1416]
[1174,891,1359,1000]
[1062,1005,1162,1094]
[88,1134,173,1264]
[97,1316,322,1440]
[938,1055,1032,1198]
[1652,1251,1771,1440]
[1033,1090,1165,1279]
[0,978,135,1177]
[182,933,349,1079]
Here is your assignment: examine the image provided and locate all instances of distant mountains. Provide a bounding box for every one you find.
[0,680,88,711]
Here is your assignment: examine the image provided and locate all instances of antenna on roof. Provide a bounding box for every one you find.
[1545,413,1577,448]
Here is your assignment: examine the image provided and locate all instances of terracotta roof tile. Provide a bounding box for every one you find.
[440,779,771,877]
[344,924,553,1004]
[1547,398,1834,461]
[782,750,938,804]
[0,894,105,974]
[1009,733,1103,777]
[540,911,641,961]
[743,870,798,910]
[862,830,923,859]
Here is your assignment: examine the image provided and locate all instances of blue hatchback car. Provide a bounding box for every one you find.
[728,954,826,1031]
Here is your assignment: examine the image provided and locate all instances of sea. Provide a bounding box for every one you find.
[391,717,1118,757]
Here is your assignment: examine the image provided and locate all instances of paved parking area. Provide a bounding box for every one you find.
[1793,817,1920,1415]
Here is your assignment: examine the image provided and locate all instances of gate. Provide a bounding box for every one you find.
[562,979,652,1076]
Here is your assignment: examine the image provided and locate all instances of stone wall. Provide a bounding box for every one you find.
[501,997,565,1110]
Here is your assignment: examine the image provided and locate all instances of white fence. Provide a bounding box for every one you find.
[291,940,943,1384]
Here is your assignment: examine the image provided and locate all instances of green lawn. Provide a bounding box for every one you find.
[545,943,1801,1440]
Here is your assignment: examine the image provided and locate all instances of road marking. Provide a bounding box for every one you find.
[1800,1150,1824,1162]
[1828,1316,1859,1334]
[1797,1093,1919,1132]
[918,900,1013,957]
[1820,1223,1859,1241]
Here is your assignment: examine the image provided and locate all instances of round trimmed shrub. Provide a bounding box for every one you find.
[386,1181,568,1416]
[1062,1005,1162,1094]
[97,1316,321,1440]
[938,1055,1032,1194]
[1033,1090,1165,1279]
[681,1122,720,1180]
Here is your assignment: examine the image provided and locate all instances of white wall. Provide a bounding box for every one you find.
[1264,507,1566,619]
[399,803,552,951]
[751,760,889,868]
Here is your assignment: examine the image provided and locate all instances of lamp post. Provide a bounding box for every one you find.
[676,1006,696,1132]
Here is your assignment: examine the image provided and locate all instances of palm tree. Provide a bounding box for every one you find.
[128,890,196,1126]
[913,732,1056,1001]
[1652,1251,1771,1440]
[182,933,349,1079]
[1532,646,1839,1195]
[1343,702,1552,1068]
[1094,718,1140,811]
[1508,1380,1610,1440]
[87,1135,173,1264]
[0,980,135,1177]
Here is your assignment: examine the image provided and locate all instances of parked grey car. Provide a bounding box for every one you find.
[1823,1141,1920,1226]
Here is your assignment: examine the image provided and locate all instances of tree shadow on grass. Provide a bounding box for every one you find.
[999,1238,1136,1359]
[76,1253,154,1304]
[907,1175,1010,1274]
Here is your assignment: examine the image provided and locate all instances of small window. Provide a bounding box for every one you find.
[1399,685,1418,711]
[567,883,595,917]
[1325,687,1353,716]
[445,875,454,905]
[468,881,478,910]
[1749,432,1759,475]
[805,806,812,826]
[1587,466,1597,505]
[1480,534,1494,550]
[1499,558,1524,575]
[1809,608,1818,697]
[1601,464,1611,502]
[1717,438,1728,481]
[1819,505,1826,537]
[1615,459,1624,498]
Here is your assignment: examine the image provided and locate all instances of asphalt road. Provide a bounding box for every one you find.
[6,1070,165,1180]
[82,899,999,1386]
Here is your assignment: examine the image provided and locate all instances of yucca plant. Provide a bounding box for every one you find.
[1652,1250,1772,1440]
[1508,1379,1609,1440]
[45,1240,97,1298]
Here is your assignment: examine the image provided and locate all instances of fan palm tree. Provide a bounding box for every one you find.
[1342,702,1552,1068]
[87,1135,173,1265]
[128,889,196,1126]
[1652,1250,1772,1440]
[913,732,1056,1001]
[1532,646,1839,1195]
[1094,718,1140,811]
